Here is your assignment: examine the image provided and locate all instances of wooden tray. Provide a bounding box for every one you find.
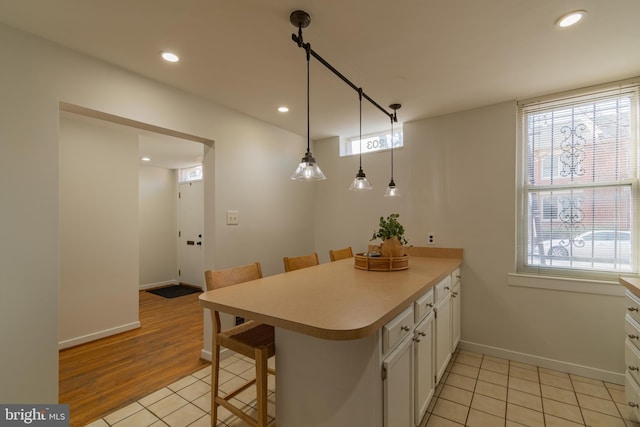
[354,253,409,271]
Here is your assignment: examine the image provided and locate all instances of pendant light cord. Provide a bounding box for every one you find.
[305,43,311,155]
[358,88,363,170]
[390,115,394,180]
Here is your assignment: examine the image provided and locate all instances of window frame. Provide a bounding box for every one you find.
[515,78,640,282]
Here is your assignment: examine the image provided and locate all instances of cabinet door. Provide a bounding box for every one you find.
[414,312,434,426]
[383,334,413,427]
[626,373,640,421]
[434,292,452,384]
[451,281,461,352]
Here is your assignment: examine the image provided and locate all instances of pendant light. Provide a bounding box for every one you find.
[290,24,326,181]
[349,88,373,191]
[384,103,401,197]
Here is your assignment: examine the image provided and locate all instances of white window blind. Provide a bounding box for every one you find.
[517,80,640,279]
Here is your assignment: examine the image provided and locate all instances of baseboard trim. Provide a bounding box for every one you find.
[459,340,624,385]
[139,280,178,291]
[200,347,234,363]
[58,321,141,350]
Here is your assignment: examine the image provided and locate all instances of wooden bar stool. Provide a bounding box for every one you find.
[329,246,353,261]
[283,252,319,272]
[204,262,275,427]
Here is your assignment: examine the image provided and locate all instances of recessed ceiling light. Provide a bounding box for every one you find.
[161,51,179,63]
[278,106,289,113]
[556,10,586,28]
[140,156,151,162]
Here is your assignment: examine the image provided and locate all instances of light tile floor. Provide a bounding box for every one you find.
[87,349,637,427]
[86,354,275,427]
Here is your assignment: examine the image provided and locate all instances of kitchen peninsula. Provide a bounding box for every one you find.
[199,248,463,427]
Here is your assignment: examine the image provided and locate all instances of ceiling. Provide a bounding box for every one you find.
[1,0,639,147]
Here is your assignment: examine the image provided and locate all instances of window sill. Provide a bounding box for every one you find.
[507,273,627,296]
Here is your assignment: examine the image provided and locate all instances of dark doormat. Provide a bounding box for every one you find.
[147,285,202,299]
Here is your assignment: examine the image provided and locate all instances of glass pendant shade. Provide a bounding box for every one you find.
[291,150,326,180]
[349,167,373,191]
[384,180,400,197]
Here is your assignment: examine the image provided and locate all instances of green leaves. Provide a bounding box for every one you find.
[371,213,408,245]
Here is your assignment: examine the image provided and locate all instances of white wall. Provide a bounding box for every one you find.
[406,102,626,379]
[211,124,318,277]
[59,117,140,348]
[0,23,313,403]
[139,165,178,289]
[314,101,627,381]
[314,136,412,263]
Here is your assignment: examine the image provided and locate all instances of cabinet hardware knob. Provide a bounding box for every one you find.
[629,306,639,312]
[630,402,639,408]
[629,334,639,339]
[452,292,458,297]
[444,286,450,290]
[413,338,421,343]
[401,326,410,332]
[629,366,639,371]
[427,303,434,308]
[418,332,426,337]
[456,275,461,279]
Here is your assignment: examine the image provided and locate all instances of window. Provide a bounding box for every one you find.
[339,128,403,157]
[179,165,202,183]
[517,80,640,278]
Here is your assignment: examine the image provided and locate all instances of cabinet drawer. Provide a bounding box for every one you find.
[625,314,640,351]
[627,291,640,325]
[414,289,434,323]
[383,306,414,354]
[434,275,452,303]
[626,339,640,385]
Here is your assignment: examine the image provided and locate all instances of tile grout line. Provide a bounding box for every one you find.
[567,373,587,426]
[94,351,635,427]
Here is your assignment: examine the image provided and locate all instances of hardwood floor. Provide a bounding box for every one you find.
[59,290,210,427]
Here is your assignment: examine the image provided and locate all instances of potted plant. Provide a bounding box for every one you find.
[371,213,408,257]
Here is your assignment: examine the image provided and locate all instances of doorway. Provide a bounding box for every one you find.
[58,103,213,348]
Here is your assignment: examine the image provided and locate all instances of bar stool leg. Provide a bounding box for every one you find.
[211,341,221,426]
[255,347,269,427]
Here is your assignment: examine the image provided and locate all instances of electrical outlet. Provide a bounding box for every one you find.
[227,210,239,225]
[427,233,436,246]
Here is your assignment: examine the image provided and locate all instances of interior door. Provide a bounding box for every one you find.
[178,180,204,288]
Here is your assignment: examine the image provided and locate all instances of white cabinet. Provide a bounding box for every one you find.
[382,289,436,427]
[413,312,434,425]
[383,334,414,427]
[434,290,452,383]
[382,268,460,427]
[451,269,461,352]
[625,290,640,419]
[434,268,462,382]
